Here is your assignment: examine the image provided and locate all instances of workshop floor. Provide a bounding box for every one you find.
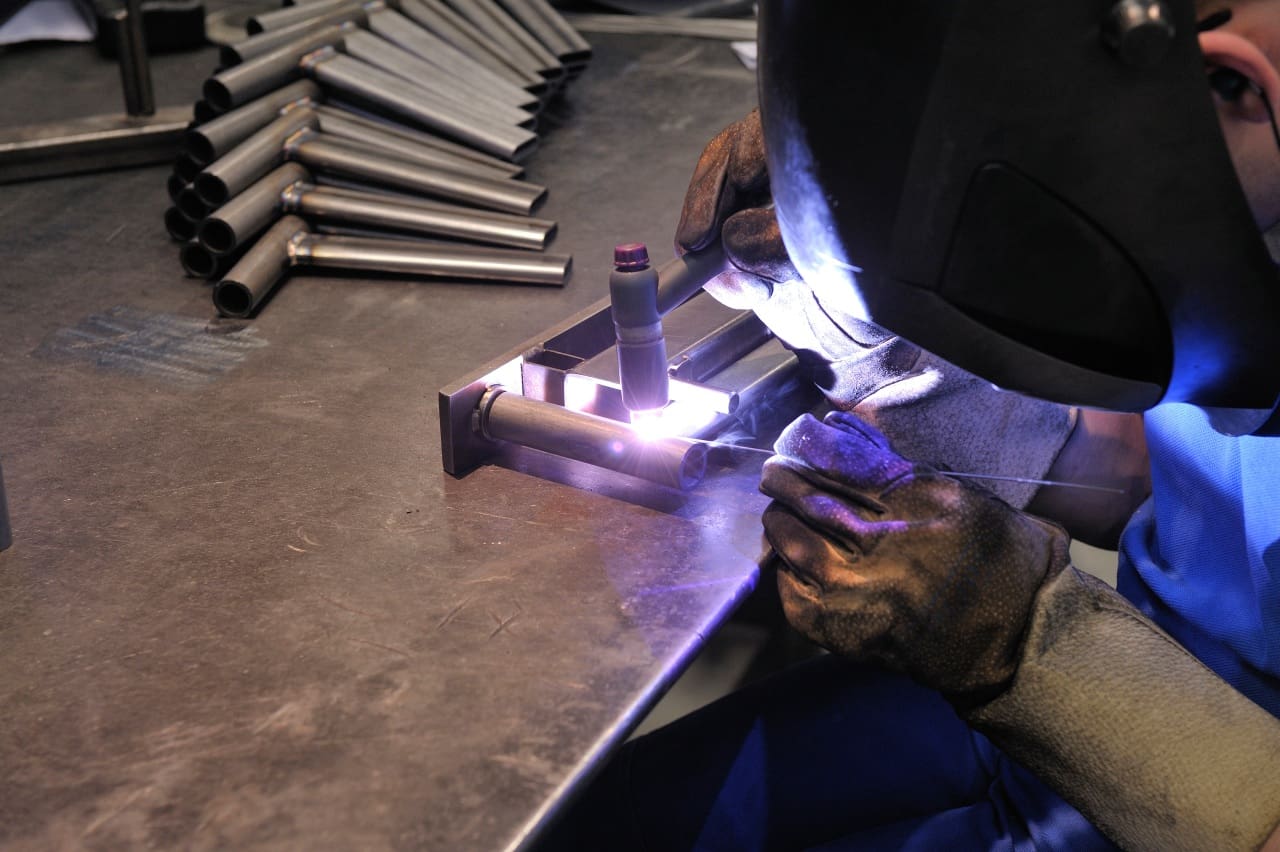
[634,541,1119,736]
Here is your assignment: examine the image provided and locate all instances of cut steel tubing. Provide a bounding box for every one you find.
[183,79,322,165]
[363,8,539,111]
[167,173,188,202]
[198,162,310,255]
[497,0,590,68]
[195,108,317,206]
[397,0,543,92]
[285,182,556,249]
[285,129,545,213]
[313,103,522,176]
[302,49,537,161]
[192,100,221,123]
[202,24,352,111]
[177,185,215,220]
[443,0,553,82]
[476,387,707,490]
[314,179,556,229]
[180,241,223,278]
[165,206,200,241]
[213,215,569,317]
[172,153,202,182]
[522,0,590,59]
[223,1,376,65]
[472,0,564,79]
[340,29,536,128]
[115,0,155,116]
[315,108,520,181]
[246,0,355,34]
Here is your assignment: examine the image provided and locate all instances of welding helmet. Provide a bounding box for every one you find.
[758,0,1280,432]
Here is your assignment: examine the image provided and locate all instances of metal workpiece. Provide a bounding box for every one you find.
[202,24,353,112]
[312,177,555,227]
[286,183,556,250]
[294,233,570,284]
[313,104,523,177]
[473,0,563,80]
[166,172,188,202]
[172,153,202,183]
[476,387,707,490]
[286,128,545,214]
[669,310,773,384]
[223,2,380,66]
[0,107,189,184]
[213,214,307,316]
[340,28,537,128]
[304,50,537,161]
[398,0,545,92]
[199,163,310,255]
[194,108,317,206]
[495,0,590,70]
[179,241,227,278]
[176,185,214,221]
[314,108,521,182]
[364,8,540,112]
[114,0,155,117]
[183,80,322,165]
[246,0,362,34]
[192,100,220,124]
[520,0,591,65]
[165,205,201,242]
[445,0,557,83]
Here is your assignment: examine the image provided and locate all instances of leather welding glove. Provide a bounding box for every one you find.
[678,110,1074,508]
[762,410,1280,852]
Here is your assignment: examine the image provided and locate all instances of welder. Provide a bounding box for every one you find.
[545,0,1280,849]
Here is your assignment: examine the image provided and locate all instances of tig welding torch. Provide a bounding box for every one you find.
[609,241,728,415]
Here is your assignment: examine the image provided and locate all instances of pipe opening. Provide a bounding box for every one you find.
[193,100,220,123]
[172,156,201,182]
[214,281,255,317]
[218,45,240,67]
[177,188,211,221]
[165,208,198,242]
[181,244,219,279]
[181,132,216,166]
[678,443,709,490]
[200,220,237,255]
[195,174,229,207]
[202,79,234,112]
[167,173,188,202]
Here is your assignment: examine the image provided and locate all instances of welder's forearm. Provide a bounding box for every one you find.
[965,568,1280,852]
[1263,824,1280,852]
[1026,409,1150,548]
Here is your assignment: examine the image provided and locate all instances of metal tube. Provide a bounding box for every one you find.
[223,1,377,65]
[213,215,307,317]
[246,0,356,34]
[315,108,519,181]
[199,163,309,255]
[176,185,214,221]
[115,0,155,116]
[470,0,564,79]
[167,173,188,202]
[293,233,569,283]
[195,108,317,206]
[363,8,540,111]
[172,153,202,182]
[496,0,590,69]
[313,180,556,229]
[341,29,536,128]
[287,129,545,214]
[522,0,590,59]
[397,0,544,92]
[165,206,200,242]
[313,104,522,176]
[476,388,707,490]
[285,183,555,249]
[443,0,554,82]
[180,241,226,279]
[202,24,351,111]
[184,80,321,165]
[193,100,220,124]
[300,51,537,160]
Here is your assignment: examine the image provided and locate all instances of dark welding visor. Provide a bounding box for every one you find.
[759,0,1280,432]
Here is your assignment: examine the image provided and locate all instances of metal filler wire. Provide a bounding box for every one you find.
[693,440,1127,495]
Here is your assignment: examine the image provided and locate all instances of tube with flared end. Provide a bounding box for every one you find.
[520,0,591,63]
[202,24,352,111]
[180,241,228,279]
[398,0,544,92]
[447,0,561,82]
[292,233,570,283]
[303,48,537,161]
[198,162,310,255]
[184,80,322,165]
[495,0,589,70]
[476,387,708,490]
[195,108,317,206]
[313,104,522,176]
[472,0,564,79]
[315,108,519,181]
[285,129,545,214]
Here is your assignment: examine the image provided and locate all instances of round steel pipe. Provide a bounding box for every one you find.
[473,0,564,79]
[286,130,545,214]
[293,233,571,284]
[364,8,540,111]
[315,109,520,181]
[199,162,310,255]
[286,183,555,250]
[180,241,223,278]
[303,50,537,161]
[165,206,200,241]
[224,2,374,65]
[476,388,707,490]
[213,215,306,317]
[193,100,220,123]
[397,0,544,92]
[246,0,354,34]
[313,104,522,176]
[495,0,585,68]
[202,24,351,111]
[446,0,558,82]
[195,108,317,206]
[341,29,536,128]
[184,80,321,165]
[167,173,188,202]
[177,185,214,221]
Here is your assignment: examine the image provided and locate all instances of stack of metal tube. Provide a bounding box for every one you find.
[163,0,590,317]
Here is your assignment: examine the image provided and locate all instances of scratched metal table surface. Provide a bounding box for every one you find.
[0,32,766,851]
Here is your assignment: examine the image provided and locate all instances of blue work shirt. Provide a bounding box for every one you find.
[1118,402,1280,718]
